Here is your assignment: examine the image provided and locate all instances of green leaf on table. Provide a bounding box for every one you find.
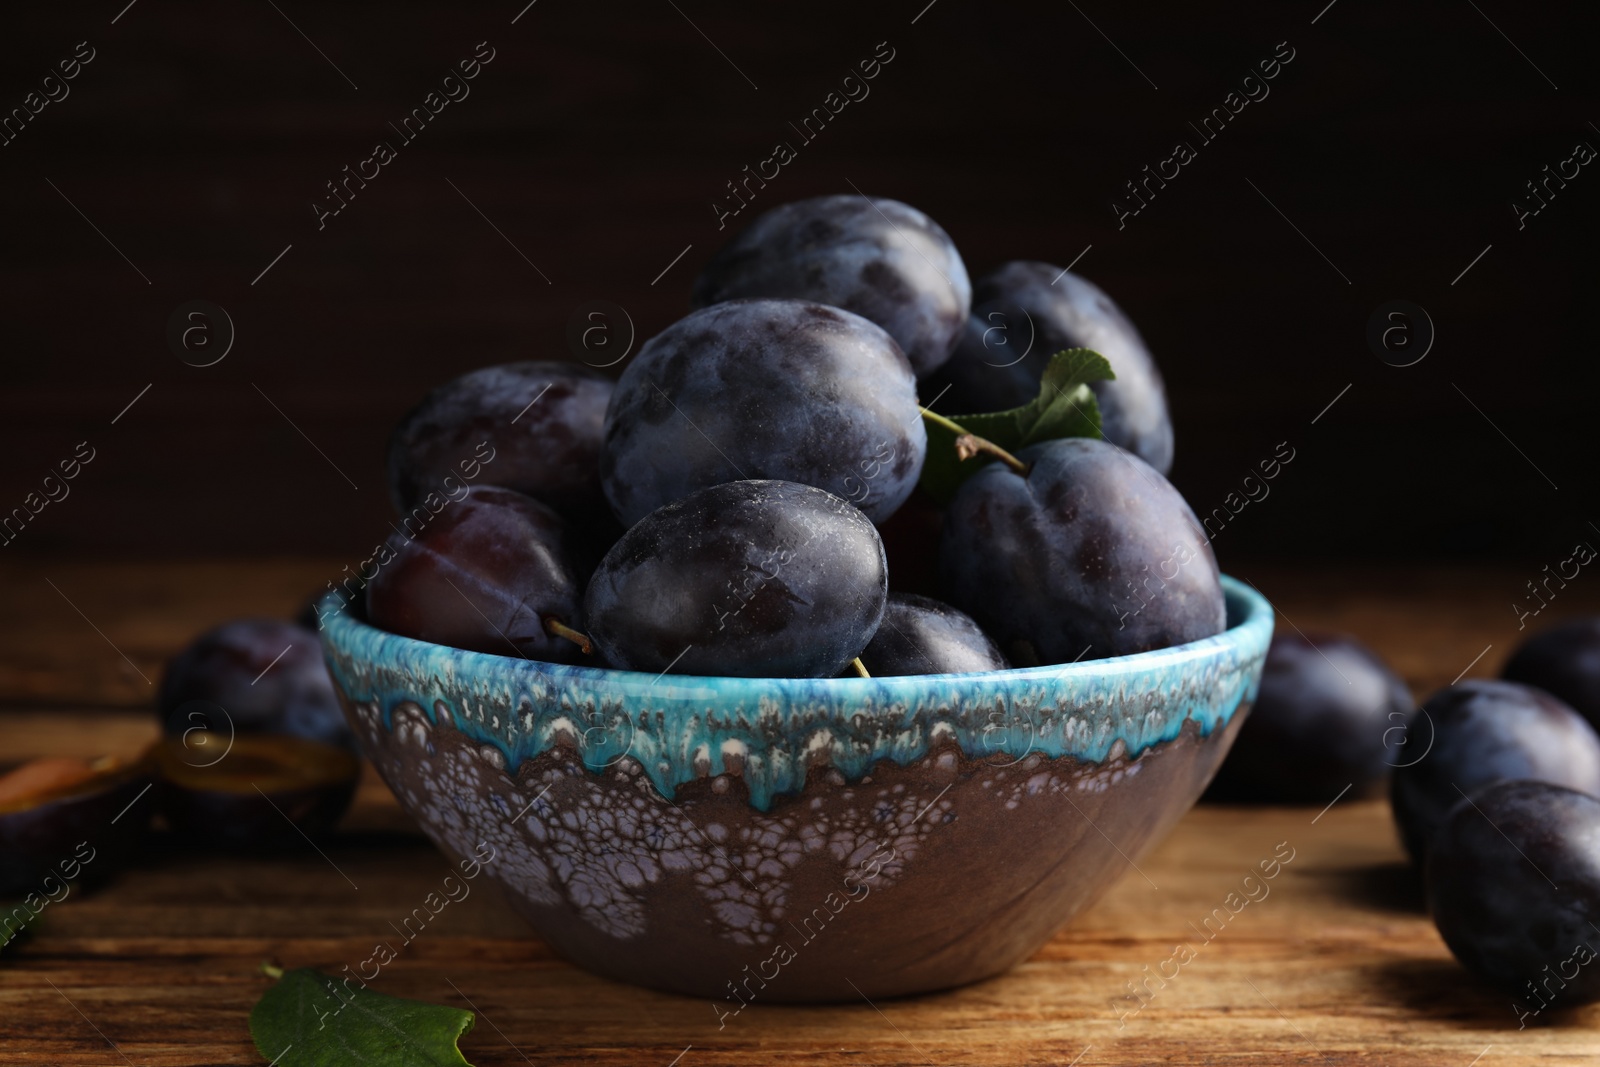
[250,966,476,1067]
[919,348,1115,504]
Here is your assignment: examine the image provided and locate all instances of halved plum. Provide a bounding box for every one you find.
[154,733,359,848]
[0,754,155,897]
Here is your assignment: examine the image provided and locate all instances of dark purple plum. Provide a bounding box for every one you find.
[692,195,971,376]
[875,487,943,597]
[1426,780,1600,1006]
[158,618,348,747]
[387,361,612,524]
[292,594,322,631]
[1504,617,1600,732]
[856,594,1008,677]
[155,733,360,848]
[924,263,1173,473]
[0,755,153,897]
[1209,632,1412,802]
[1389,680,1600,863]
[366,485,587,663]
[601,300,926,527]
[921,313,1041,414]
[584,480,887,678]
[938,437,1223,665]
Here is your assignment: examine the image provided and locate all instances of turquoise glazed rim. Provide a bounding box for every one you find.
[319,575,1273,811]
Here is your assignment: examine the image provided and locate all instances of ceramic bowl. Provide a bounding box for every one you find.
[319,576,1272,1003]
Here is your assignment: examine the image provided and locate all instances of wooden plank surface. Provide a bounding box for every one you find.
[2,559,1598,1065]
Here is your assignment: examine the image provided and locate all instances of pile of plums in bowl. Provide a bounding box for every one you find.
[317,193,1275,1001]
[1210,610,1600,1014]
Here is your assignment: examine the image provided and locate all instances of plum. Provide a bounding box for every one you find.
[938,437,1223,664]
[159,618,349,747]
[920,312,1041,414]
[600,299,926,526]
[154,733,359,848]
[1503,617,1600,732]
[366,485,588,663]
[1390,679,1600,863]
[0,754,154,897]
[924,263,1174,473]
[1210,632,1412,802]
[584,480,887,678]
[387,361,612,526]
[874,487,944,597]
[692,195,971,376]
[856,593,1008,677]
[1427,780,1600,1006]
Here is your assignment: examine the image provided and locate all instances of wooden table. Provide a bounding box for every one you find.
[2,559,1597,1065]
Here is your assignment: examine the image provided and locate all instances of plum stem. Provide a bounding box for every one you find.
[918,406,969,438]
[918,408,1028,474]
[260,962,285,980]
[849,657,871,678]
[543,617,594,655]
[954,433,1028,474]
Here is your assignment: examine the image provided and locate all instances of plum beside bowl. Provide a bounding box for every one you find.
[318,576,1272,1001]
[0,755,155,897]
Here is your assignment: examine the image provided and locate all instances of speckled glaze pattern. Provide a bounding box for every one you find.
[320,577,1271,1001]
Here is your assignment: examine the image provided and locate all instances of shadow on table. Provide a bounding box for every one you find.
[1369,956,1600,1030]
[1362,958,1528,1030]
[1356,953,1600,1030]
[122,826,432,869]
[1321,860,1425,914]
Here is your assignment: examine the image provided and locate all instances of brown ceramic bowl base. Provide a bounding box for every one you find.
[347,695,1247,1003]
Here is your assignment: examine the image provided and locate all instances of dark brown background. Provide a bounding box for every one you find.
[1,0,1593,563]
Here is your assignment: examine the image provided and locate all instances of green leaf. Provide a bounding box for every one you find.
[919,348,1115,504]
[250,967,476,1067]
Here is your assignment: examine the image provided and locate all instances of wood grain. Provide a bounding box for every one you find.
[2,560,1599,1064]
